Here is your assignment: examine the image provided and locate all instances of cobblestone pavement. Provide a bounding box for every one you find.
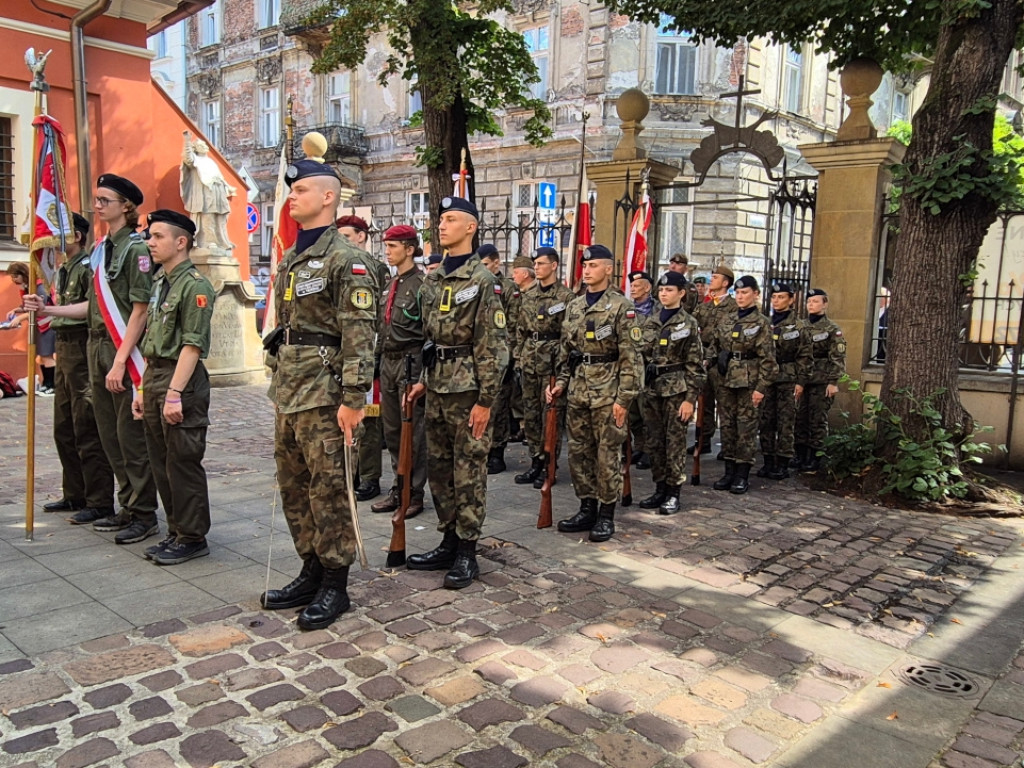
[0,383,1023,768]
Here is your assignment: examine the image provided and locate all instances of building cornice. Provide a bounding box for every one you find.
[2,16,154,59]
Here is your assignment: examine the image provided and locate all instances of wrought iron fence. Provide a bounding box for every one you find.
[762,177,817,316]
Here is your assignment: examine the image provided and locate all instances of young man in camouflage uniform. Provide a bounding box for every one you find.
[637,271,705,515]
[547,245,640,542]
[260,160,376,630]
[794,288,846,471]
[370,225,426,519]
[626,269,656,470]
[758,282,811,480]
[691,265,737,456]
[479,243,518,474]
[406,197,509,589]
[132,210,217,565]
[704,275,778,494]
[514,246,574,488]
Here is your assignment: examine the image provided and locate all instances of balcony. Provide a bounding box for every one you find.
[293,124,369,161]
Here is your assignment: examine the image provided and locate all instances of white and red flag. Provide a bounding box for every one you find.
[31,115,72,294]
[263,143,298,337]
[621,182,653,292]
[568,164,592,290]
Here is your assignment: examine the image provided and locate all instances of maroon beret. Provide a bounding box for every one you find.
[336,215,370,232]
[383,224,419,242]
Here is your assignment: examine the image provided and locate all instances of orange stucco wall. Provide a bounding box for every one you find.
[0,1,249,380]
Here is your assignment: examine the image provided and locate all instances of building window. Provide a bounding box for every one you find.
[327,72,351,124]
[891,91,909,124]
[522,26,550,100]
[408,79,422,119]
[408,191,430,233]
[782,45,804,113]
[656,186,691,270]
[199,1,220,46]
[258,0,280,28]
[202,100,221,148]
[654,15,697,96]
[261,202,274,261]
[0,117,13,242]
[152,30,168,59]
[259,87,280,148]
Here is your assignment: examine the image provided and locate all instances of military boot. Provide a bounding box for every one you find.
[261,557,323,610]
[790,445,808,468]
[769,457,790,480]
[756,456,774,478]
[801,449,823,472]
[557,498,598,533]
[443,539,480,590]
[639,481,669,509]
[713,461,736,491]
[730,463,752,494]
[589,503,616,542]
[297,566,350,630]
[486,447,506,474]
[515,456,544,485]
[407,528,459,570]
[658,486,682,515]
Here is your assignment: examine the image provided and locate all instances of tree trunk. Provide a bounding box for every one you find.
[878,0,1023,461]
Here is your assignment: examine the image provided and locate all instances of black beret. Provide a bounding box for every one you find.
[426,253,443,265]
[532,246,558,260]
[285,159,339,187]
[807,288,828,299]
[146,209,196,236]
[628,270,652,283]
[72,213,90,237]
[657,271,687,288]
[438,196,479,219]
[96,174,143,206]
[478,243,499,258]
[581,244,613,262]
[771,281,795,295]
[734,275,760,292]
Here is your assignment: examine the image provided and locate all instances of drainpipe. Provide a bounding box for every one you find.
[70,0,112,218]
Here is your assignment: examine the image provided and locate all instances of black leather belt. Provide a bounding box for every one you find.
[812,352,830,359]
[581,353,618,364]
[56,327,89,339]
[88,328,109,339]
[436,345,473,361]
[730,351,759,360]
[531,332,560,341]
[382,345,422,359]
[655,362,687,374]
[283,330,341,347]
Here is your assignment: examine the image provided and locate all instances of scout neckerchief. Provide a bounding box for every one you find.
[90,236,145,390]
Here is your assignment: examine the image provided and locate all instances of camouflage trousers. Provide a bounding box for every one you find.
[54,331,113,508]
[424,390,493,541]
[627,394,647,454]
[490,367,514,450]
[718,386,760,465]
[759,381,798,459]
[275,405,358,568]
[521,370,564,461]
[567,402,628,505]
[358,415,382,483]
[701,370,719,448]
[795,383,833,450]
[87,332,158,524]
[644,392,690,486]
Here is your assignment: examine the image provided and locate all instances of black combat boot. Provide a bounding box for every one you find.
[769,457,790,480]
[756,456,774,478]
[713,460,736,491]
[407,528,459,570]
[790,445,807,468]
[533,460,556,489]
[639,481,669,509]
[557,498,598,533]
[801,449,823,472]
[730,463,752,494]
[261,557,323,610]
[443,539,480,589]
[486,447,506,474]
[632,451,651,470]
[589,503,616,542]
[658,486,682,515]
[515,456,544,485]
[297,566,350,630]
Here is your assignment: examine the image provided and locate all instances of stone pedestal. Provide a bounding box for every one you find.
[799,138,906,416]
[190,247,266,387]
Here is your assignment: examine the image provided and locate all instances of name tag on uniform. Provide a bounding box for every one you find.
[455,285,479,305]
[298,270,311,278]
[671,327,691,340]
[743,326,760,337]
[295,278,326,297]
[548,302,566,315]
[782,330,800,340]
[596,324,613,340]
[812,331,828,342]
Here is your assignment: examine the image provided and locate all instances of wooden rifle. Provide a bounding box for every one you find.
[386,354,415,567]
[538,360,559,529]
[692,391,704,485]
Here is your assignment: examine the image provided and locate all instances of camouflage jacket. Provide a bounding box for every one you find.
[770,312,812,385]
[492,273,520,357]
[704,307,779,393]
[141,259,216,360]
[420,253,509,407]
[270,227,376,413]
[642,308,705,401]
[377,266,425,356]
[515,280,575,376]
[88,226,153,331]
[804,316,846,385]
[682,281,700,315]
[694,293,738,346]
[555,289,641,409]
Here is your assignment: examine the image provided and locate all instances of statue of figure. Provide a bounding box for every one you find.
[180,130,236,252]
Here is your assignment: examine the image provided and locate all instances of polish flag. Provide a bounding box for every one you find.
[262,144,298,338]
[568,165,592,290]
[621,185,652,292]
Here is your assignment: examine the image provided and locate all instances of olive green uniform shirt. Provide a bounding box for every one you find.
[377,266,425,354]
[88,226,153,330]
[140,259,216,359]
[51,251,92,331]
[805,316,847,385]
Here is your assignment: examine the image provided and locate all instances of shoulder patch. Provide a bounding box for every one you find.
[626,309,636,319]
[495,310,506,329]
[196,294,208,308]
[630,326,643,342]
[494,283,502,294]
[137,254,151,273]
[129,232,144,242]
[352,288,373,309]
[835,330,843,337]
[352,263,367,275]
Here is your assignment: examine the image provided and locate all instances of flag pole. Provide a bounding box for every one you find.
[569,111,589,290]
[285,95,294,163]
[24,51,52,541]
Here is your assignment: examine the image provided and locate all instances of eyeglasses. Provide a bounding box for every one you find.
[533,259,553,267]
[94,196,123,207]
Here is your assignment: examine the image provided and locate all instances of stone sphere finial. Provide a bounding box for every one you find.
[302,131,329,162]
[837,57,884,141]
[617,88,650,124]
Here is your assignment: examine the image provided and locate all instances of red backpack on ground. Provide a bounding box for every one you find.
[0,371,22,398]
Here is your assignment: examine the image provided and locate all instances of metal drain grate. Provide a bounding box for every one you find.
[895,663,980,698]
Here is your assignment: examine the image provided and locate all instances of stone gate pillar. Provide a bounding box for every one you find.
[798,58,906,417]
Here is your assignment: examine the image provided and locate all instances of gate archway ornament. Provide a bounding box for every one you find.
[689,76,785,183]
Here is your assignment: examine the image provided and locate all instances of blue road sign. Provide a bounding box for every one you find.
[538,224,556,248]
[247,203,260,233]
[538,182,557,210]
